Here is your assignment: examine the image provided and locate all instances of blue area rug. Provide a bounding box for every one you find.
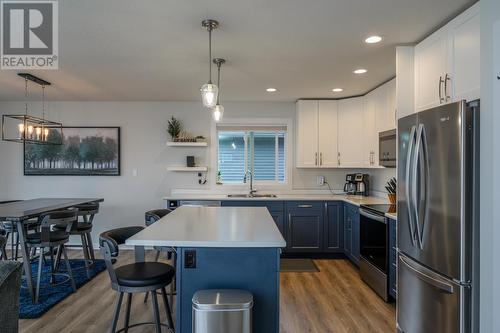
[20,259,107,319]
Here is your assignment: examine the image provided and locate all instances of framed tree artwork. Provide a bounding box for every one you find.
[24,127,121,176]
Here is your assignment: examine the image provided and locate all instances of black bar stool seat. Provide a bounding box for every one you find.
[26,230,69,244]
[54,221,92,232]
[115,262,175,288]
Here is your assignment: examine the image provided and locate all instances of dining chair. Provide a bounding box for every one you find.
[54,202,99,278]
[144,209,176,307]
[0,200,39,261]
[25,210,77,303]
[99,226,175,333]
[0,230,7,260]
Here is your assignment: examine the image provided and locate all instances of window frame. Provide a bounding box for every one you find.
[210,118,293,190]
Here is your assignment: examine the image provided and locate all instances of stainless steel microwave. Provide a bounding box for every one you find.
[379,129,396,167]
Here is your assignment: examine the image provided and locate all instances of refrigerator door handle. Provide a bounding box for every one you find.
[417,125,430,249]
[405,125,417,247]
[399,254,454,294]
[412,123,426,250]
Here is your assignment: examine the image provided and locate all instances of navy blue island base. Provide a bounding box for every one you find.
[176,247,281,333]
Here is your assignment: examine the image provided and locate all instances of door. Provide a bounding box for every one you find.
[415,30,450,111]
[398,102,467,281]
[296,100,319,167]
[344,207,352,255]
[450,7,480,102]
[270,211,284,238]
[397,253,466,333]
[338,98,364,167]
[324,202,343,252]
[318,100,339,167]
[351,211,360,265]
[286,202,323,252]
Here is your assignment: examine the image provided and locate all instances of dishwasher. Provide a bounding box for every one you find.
[167,200,221,210]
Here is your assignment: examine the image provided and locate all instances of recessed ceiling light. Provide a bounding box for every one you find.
[354,68,367,74]
[332,88,343,92]
[266,88,277,92]
[365,35,383,44]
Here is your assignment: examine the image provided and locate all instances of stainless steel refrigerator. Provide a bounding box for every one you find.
[396,100,480,333]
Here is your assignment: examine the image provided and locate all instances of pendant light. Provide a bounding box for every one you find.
[212,58,225,122]
[200,19,219,108]
[2,73,63,145]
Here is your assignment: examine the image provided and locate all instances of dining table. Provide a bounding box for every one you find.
[0,198,104,302]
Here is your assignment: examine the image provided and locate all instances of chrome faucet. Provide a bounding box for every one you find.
[243,170,257,196]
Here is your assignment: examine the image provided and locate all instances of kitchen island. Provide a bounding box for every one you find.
[126,206,286,333]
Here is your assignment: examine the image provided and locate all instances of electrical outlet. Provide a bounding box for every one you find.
[317,176,325,186]
[185,250,196,268]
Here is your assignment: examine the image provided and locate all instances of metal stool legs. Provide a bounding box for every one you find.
[110,289,175,333]
[161,287,175,330]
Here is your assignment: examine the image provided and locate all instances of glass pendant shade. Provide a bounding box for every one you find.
[212,104,224,122]
[200,83,218,108]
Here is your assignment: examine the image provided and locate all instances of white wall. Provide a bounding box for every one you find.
[480,0,500,331]
[0,100,395,243]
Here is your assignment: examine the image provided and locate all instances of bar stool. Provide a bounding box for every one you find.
[26,210,77,303]
[144,209,176,308]
[54,203,99,278]
[99,227,175,333]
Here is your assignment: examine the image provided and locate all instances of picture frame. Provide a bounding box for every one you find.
[23,126,121,176]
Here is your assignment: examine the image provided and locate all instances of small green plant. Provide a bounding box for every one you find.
[167,116,182,140]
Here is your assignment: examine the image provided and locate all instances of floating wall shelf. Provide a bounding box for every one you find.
[166,166,208,172]
[166,142,208,147]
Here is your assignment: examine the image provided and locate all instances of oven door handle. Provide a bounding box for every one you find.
[359,209,386,223]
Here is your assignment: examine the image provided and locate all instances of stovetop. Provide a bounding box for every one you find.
[360,204,396,215]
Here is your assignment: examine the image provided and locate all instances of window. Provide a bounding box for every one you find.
[217,126,286,184]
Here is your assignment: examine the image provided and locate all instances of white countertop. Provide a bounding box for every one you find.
[126,206,286,248]
[163,193,388,207]
[385,212,397,220]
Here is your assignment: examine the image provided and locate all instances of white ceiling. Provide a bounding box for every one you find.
[0,0,476,102]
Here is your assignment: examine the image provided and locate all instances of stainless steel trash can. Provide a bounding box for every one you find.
[192,289,253,333]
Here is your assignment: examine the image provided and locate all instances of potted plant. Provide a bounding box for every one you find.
[167,116,182,141]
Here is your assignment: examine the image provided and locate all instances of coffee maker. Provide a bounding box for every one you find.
[343,174,357,194]
[354,173,369,196]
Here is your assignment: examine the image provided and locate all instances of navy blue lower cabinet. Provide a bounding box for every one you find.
[388,217,397,299]
[344,203,360,266]
[221,200,285,237]
[285,201,324,252]
[324,202,343,252]
[270,211,285,237]
[176,247,281,333]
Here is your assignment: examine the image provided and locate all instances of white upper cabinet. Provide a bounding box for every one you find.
[415,30,451,111]
[318,100,339,167]
[296,100,319,168]
[363,93,378,167]
[362,79,396,167]
[450,7,480,102]
[337,98,364,167]
[414,3,479,112]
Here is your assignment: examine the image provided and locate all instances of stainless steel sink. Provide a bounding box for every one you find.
[227,193,277,198]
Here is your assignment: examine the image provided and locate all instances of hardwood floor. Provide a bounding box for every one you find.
[19,250,395,333]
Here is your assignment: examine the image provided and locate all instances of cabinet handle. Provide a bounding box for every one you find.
[315,152,318,166]
[288,213,292,240]
[439,76,445,103]
[444,73,451,101]
[320,152,323,166]
[298,204,313,208]
[337,152,341,166]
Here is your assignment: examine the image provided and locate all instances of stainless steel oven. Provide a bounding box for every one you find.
[359,205,389,301]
